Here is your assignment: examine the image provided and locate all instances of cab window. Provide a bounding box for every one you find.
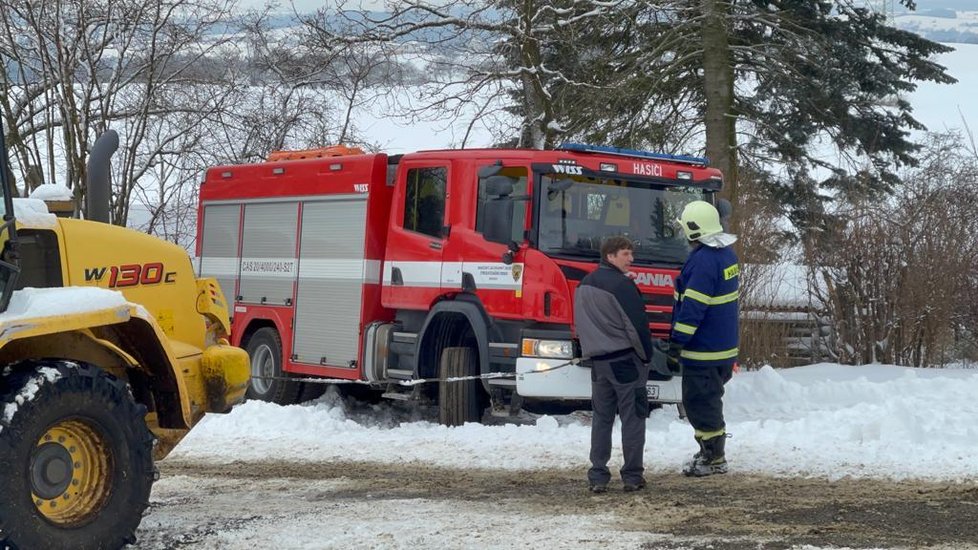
[403,167,447,238]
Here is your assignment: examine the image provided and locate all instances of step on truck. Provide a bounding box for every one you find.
[196,143,725,425]
[0,127,250,550]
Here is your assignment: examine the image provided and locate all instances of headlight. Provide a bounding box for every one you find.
[521,338,574,359]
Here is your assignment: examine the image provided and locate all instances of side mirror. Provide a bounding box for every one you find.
[484,175,516,197]
[547,178,574,198]
[502,241,519,265]
[484,196,515,245]
[478,162,504,179]
[716,198,733,232]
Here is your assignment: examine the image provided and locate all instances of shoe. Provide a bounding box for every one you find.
[588,482,608,494]
[622,479,646,492]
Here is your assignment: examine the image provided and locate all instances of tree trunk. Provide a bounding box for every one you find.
[518,0,549,149]
[700,0,738,225]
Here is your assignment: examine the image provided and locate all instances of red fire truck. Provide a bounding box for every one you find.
[195,143,725,425]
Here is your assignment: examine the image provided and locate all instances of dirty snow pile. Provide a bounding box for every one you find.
[169,363,978,482]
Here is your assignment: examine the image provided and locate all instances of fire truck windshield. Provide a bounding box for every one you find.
[536,173,708,266]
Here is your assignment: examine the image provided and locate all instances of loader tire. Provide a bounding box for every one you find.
[245,327,302,405]
[438,347,482,427]
[0,360,155,550]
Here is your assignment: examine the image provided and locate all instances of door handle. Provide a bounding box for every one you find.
[391,267,404,286]
[429,241,442,250]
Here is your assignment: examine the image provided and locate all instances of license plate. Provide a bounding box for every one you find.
[646,384,659,399]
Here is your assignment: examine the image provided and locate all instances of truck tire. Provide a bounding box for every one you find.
[245,327,302,405]
[0,360,155,550]
[438,347,482,427]
[297,381,326,403]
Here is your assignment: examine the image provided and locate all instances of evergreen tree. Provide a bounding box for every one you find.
[551,0,955,234]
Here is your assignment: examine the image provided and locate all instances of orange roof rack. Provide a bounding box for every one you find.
[267,145,365,162]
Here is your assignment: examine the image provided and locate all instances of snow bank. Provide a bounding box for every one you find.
[169,363,978,482]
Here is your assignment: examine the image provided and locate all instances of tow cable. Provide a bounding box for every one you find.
[251,358,583,387]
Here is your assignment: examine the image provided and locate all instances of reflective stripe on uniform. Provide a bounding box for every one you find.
[673,290,680,301]
[683,288,739,305]
[695,428,726,440]
[674,322,697,335]
[680,347,739,361]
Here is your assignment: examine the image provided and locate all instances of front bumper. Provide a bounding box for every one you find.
[515,357,682,403]
[201,342,250,412]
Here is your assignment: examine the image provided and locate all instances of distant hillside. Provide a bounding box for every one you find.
[266,5,978,46]
[905,0,978,11]
[893,10,978,44]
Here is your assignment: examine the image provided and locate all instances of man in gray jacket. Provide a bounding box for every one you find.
[575,236,654,493]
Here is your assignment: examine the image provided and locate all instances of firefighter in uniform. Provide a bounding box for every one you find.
[575,236,654,493]
[667,201,739,477]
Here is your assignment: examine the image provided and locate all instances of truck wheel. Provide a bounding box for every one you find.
[245,327,301,405]
[0,360,155,550]
[297,381,326,403]
[438,347,482,427]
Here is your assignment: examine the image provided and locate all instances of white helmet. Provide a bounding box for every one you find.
[678,201,723,242]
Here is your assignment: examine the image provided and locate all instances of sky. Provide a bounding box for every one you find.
[911,42,978,138]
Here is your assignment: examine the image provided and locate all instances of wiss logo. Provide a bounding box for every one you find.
[628,271,673,287]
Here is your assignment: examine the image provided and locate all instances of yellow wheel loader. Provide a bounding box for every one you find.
[0,127,249,549]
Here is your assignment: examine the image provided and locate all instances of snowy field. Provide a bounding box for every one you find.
[169,363,978,482]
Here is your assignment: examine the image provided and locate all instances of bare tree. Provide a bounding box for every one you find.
[806,132,978,367]
[301,0,686,149]
[0,0,237,225]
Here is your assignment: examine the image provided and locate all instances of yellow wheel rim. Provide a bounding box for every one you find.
[30,420,112,526]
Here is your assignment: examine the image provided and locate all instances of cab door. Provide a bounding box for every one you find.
[382,160,450,310]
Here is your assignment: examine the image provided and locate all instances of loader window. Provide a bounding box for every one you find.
[403,166,447,238]
[11,229,62,289]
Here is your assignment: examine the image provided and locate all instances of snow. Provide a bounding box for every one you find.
[0,366,62,433]
[1,287,129,321]
[28,183,73,201]
[169,363,978,482]
[143,475,650,550]
[11,198,57,228]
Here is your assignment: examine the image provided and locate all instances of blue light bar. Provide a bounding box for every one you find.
[557,142,709,166]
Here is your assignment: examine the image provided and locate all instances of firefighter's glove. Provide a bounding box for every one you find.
[666,341,683,375]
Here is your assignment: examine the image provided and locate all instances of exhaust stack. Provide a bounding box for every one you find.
[86,130,118,224]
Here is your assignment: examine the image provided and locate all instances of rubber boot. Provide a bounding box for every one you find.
[683,434,728,477]
[682,435,705,474]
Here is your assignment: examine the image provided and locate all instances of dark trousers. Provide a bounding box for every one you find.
[681,363,734,433]
[588,352,649,485]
